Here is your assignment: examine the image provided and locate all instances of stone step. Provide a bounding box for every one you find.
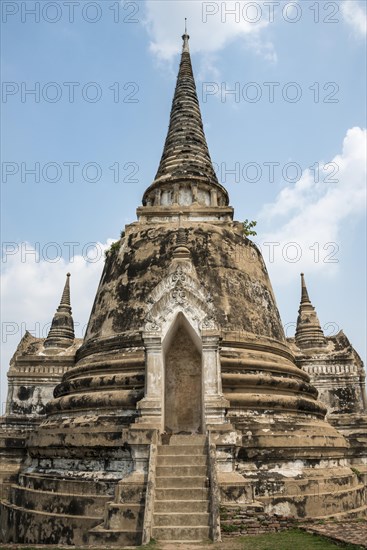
[104,503,144,531]
[156,465,207,477]
[278,470,361,493]
[154,499,209,513]
[88,525,142,547]
[314,485,366,515]
[152,526,210,541]
[19,472,116,496]
[260,484,366,517]
[155,476,209,489]
[155,487,210,501]
[153,512,210,527]
[0,500,101,545]
[311,503,367,520]
[0,499,101,521]
[158,445,207,456]
[157,454,207,466]
[10,484,110,516]
[116,482,146,505]
[166,435,207,446]
[224,502,264,514]
[0,436,26,449]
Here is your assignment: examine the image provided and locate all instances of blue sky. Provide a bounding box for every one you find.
[1,0,366,407]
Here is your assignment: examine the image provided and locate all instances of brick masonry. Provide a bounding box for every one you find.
[220,505,297,536]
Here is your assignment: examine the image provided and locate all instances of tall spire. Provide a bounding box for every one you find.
[141,31,231,218]
[295,273,327,350]
[44,273,75,350]
[152,30,221,187]
[300,272,310,303]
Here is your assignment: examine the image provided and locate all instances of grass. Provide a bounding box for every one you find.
[0,530,364,550]
[142,529,364,550]
[231,529,365,549]
[141,539,158,548]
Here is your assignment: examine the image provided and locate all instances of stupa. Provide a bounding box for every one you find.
[0,31,366,546]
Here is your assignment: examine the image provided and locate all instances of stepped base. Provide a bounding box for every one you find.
[0,500,101,545]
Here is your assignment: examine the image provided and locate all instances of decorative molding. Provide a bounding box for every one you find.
[142,261,217,338]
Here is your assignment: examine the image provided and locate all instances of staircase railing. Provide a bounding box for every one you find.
[208,431,221,542]
[141,430,158,545]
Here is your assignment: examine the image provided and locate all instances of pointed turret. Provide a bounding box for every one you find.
[295,273,327,350]
[139,29,232,222]
[44,273,75,350]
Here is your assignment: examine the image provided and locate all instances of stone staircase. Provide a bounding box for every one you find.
[152,434,211,542]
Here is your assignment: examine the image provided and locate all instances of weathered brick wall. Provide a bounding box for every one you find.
[220,506,297,536]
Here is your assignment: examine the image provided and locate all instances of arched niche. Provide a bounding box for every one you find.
[162,313,203,434]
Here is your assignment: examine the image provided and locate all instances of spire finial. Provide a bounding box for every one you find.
[182,18,190,52]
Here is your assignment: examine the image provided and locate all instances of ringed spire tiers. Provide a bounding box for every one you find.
[139,31,232,223]
[295,273,327,350]
[44,273,75,350]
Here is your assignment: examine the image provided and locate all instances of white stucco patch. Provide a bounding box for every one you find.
[269,460,305,478]
[267,501,292,516]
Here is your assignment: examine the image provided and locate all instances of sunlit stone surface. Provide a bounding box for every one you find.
[0,31,365,546]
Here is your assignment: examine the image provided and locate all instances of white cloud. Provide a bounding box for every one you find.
[257,127,366,283]
[341,0,367,37]
[0,239,116,408]
[143,0,277,67]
